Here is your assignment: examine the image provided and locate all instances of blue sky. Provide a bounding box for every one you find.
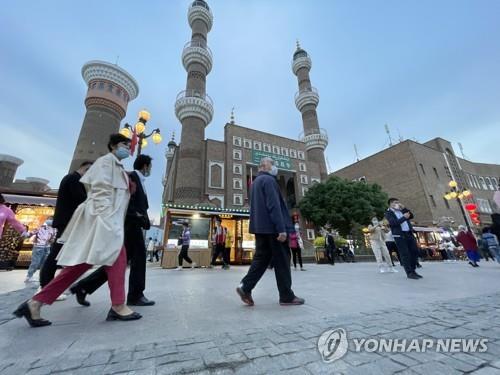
[1,0,500,221]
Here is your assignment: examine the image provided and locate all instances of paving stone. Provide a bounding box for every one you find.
[446,352,488,367]
[389,353,420,367]
[242,348,267,360]
[156,359,206,375]
[50,355,88,372]
[347,358,406,375]
[305,359,354,375]
[83,350,113,366]
[26,366,53,375]
[103,359,155,374]
[155,352,201,366]
[110,350,134,363]
[343,351,383,366]
[202,348,229,367]
[437,355,479,372]
[411,361,462,375]
[470,367,500,375]
[59,365,107,375]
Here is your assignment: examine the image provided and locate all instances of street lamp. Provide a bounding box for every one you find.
[444,180,473,231]
[120,110,162,155]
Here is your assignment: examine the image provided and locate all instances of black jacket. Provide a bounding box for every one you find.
[384,208,414,236]
[52,171,87,234]
[126,171,150,230]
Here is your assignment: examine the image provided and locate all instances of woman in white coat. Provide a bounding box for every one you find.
[14,134,141,327]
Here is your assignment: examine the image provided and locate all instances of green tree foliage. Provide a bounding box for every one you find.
[299,176,388,236]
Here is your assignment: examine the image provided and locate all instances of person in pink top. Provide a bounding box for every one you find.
[0,193,26,239]
[289,230,305,271]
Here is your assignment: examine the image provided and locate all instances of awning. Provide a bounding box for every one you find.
[413,226,444,233]
[3,194,57,207]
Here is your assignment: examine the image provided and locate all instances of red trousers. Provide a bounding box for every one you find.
[33,247,127,305]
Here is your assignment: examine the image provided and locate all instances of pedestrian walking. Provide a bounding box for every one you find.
[13,134,142,327]
[368,217,397,273]
[176,221,195,270]
[211,218,229,269]
[382,224,400,266]
[384,198,423,280]
[147,238,155,262]
[324,229,336,265]
[70,154,156,306]
[25,220,56,283]
[481,227,500,263]
[39,161,92,289]
[224,228,232,269]
[456,225,480,267]
[236,157,304,306]
[289,230,304,270]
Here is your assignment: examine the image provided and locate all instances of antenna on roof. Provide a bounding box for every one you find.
[354,144,360,162]
[230,107,235,124]
[397,129,404,142]
[458,142,468,160]
[115,55,120,65]
[326,156,333,174]
[384,123,393,146]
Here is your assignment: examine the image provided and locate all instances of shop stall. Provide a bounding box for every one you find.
[161,203,252,268]
[2,193,57,267]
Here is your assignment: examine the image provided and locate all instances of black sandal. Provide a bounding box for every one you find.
[13,301,52,328]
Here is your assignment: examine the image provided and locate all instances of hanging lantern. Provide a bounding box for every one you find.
[119,127,131,138]
[135,122,146,134]
[458,193,464,199]
[470,213,479,219]
[444,193,452,200]
[141,139,148,148]
[465,203,477,211]
[462,190,471,197]
[450,192,458,199]
[152,131,163,144]
[138,110,151,122]
[448,180,458,188]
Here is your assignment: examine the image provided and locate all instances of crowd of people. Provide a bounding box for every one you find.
[1,141,499,327]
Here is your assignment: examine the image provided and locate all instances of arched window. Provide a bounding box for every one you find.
[479,177,487,190]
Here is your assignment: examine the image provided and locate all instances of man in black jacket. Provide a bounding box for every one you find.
[70,155,155,306]
[39,161,93,289]
[384,197,422,280]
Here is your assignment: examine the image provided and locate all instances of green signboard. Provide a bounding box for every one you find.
[252,150,293,170]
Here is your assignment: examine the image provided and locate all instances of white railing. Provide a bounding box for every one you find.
[176,90,213,107]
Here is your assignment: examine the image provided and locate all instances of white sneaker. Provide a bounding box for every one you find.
[389,267,399,273]
[25,277,35,283]
[56,293,68,301]
[379,267,387,273]
[191,262,197,269]
[175,266,183,271]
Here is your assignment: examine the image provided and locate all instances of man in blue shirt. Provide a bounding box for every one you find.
[236,157,304,306]
[384,198,422,280]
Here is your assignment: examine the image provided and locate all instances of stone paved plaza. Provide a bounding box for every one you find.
[1,261,500,374]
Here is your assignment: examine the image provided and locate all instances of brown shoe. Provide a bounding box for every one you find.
[279,296,305,306]
[236,287,254,306]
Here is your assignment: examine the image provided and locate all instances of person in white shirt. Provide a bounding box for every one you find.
[368,217,398,273]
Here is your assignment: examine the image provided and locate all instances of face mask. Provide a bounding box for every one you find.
[144,169,151,177]
[372,220,379,226]
[270,165,278,176]
[115,146,130,160]
[45,220,53,227]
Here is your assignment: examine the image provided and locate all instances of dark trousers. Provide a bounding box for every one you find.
[211,243,228,266]
[40,240,63,288]
[393,232,419,275]
[325,246,335,264]
[385,241,400,266]
[73,221,148,302]
[240,234,295,302]
[178,245,192,266]
[291,247,303,268]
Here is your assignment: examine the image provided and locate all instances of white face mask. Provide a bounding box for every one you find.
[270,165,278,176]
[372,219,379,226]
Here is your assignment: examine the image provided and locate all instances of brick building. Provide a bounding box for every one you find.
[160,0,328,265]
[333,137,500,228]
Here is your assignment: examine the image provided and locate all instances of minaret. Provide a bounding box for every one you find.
[165,133,177,178]
[292,42,328,181]
[174,0,214,203]
[69,60,139,172]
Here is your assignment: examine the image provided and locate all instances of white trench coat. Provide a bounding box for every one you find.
[57,153,130,266]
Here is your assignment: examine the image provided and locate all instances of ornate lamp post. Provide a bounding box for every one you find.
[120,110,162,155]
[444,180,473,231]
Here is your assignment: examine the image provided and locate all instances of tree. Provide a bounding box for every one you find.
[298,176,388,236]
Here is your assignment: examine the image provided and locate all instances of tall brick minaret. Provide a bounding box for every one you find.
[292,42,328,181]
[69,60,139,172]
[173,0,214,203]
